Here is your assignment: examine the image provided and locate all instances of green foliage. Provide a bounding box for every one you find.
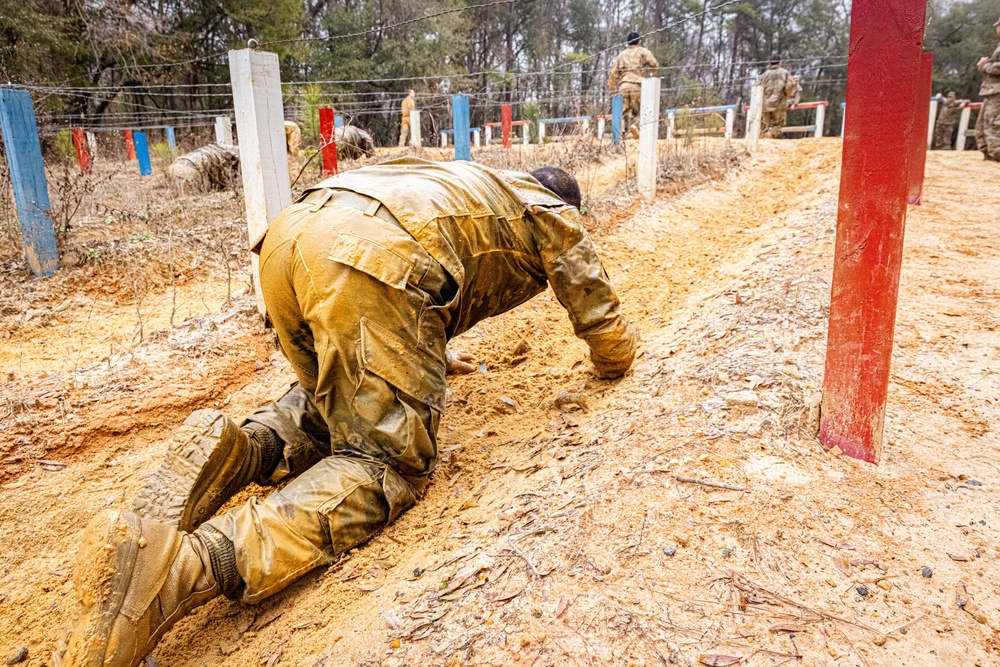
[522,102,541,143]
[928,0,1000,100]
[52,131,77,166]
[298,84,323,147]
[150,142,174,174]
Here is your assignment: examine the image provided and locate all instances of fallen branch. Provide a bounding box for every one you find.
[676,476,745,492]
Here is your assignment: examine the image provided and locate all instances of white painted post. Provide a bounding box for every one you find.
[597,117,605,139]
[814,105,825,138]
[484,126,492,146]
[841,107,846,137]
[228,49,292,317]
[473,129,480,148]
[538,122,545,144]
[410,109,421,148]
[522,123,529,144]
[746,84,764,153]
[86,131,97,159]
[440,132,447,148]
[956,106,971,151]
[582,118,590,136]
[667,112,675,139]
[637,77,661,200]
[927,98,938,147]
[724,108,735,140]
[215,116,234,146]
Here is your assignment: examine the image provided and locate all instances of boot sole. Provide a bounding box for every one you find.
[55,510,141,667]
[132,409,246,532]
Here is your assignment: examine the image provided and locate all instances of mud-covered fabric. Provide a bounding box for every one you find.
[210,161,635,601]
[759,65,795,113]
[979,43,1000,97]
[607,44,659,90]
[975,94,1000,161]
[399,95,415,147]
[618,82,642,134]
[166,144,239,191]
[761,109,787,138]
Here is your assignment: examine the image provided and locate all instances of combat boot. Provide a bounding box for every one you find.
[132,409,282,532]
[54,510,241,667]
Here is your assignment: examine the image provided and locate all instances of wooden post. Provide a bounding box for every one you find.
[410,109,421,148]
[334,115,344,129]
[473,128,480,148]
[597,117,605,139]
[124,130,136,160]
[452,95,471,161]
[485,125,492,146]
[86,131,97,159]
[537,121,545,144]
[501,104,512,148]
[0,88,59,277]
[318,107,338,177]
[819,0,927,464]
[908,52,934,206]
[133,131,152,176]
[667,112,675,139]
[229,48,293,317]
[582,118,590,136]
[441,132,448,148]
[522,123,529,144]
[215,116,234,146]
[165,127,177,158]
[637,77,661,200]
[72,128,91,174]
[927,96,938,147]
[724,108,735,140]
[611,95,623,145]
[814,104,826,138]
[745,85,763,152]
[956,106,971,151]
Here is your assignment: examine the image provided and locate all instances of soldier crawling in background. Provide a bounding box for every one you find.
[167,143,240,192]
[607,32,660,138]
[933,92,969,150]
[758,55,797,138]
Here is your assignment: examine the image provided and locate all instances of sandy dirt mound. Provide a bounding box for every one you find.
[2,140,998,667]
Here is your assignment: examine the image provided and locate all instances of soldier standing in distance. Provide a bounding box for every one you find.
[399,89,416,147]
[757,55,796,138]
[974,17,1000,160]
[933,92,968,150]
[608,32,660,138]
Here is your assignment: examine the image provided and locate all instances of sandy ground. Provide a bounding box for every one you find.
[1,139,999,667]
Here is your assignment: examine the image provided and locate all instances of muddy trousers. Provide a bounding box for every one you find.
[760,109,787,138]
[975,95,1000,161]
[204,192,451,603]
[618,83,641,135]
[933,122,956,150]
[399,121,411,147]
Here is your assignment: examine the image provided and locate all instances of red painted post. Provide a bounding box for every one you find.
[819,0,927,463]
[501,104,513,149]
[907,53,934,206]
[72,129,90,174]
[318,107,338,177]
[124,130,136,160]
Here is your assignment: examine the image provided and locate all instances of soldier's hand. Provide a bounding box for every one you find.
[446,349,477,375]
[978,56,989,71]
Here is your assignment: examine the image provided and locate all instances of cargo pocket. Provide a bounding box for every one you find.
[328,233,415,290]
[355,317,445,413]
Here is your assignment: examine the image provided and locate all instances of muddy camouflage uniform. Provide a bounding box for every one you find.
[336,125,376,160]
[166,144,240,191]
[976,35,1000,161]
[200,158,637,601]
[284,120,302,157]
[607,45,660,135]
[399,94,415,147]
[758,64,795,138]
[933,95,965,150]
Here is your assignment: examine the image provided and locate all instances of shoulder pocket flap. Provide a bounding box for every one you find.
[328,233,414,290]
[360,317,445,411]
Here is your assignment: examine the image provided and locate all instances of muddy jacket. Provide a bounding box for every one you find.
[167,143,240,190]
[608,45,660,90]
[401,96,415,118]
[759,65,795,112]
[981,43,1000,96]
[335,126,375,160]
[282,158,636,379]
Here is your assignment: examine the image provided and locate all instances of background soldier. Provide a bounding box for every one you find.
[57,160,638,667]
[399,89,416,147]
[166,143,240,191]
[607,32,659,138]
[933,92,968,150]
[758,55,796,138]
[336,125,376,160]
[975,17,1000,161]
[284,120,302,156]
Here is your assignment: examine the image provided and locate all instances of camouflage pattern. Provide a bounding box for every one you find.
[787,76,802,108]
[758,64,795,138]
[608,45,659,135]
[933,95,965,150]
[977,42,1000,160]
[207,158,637,601]
[166,144,240,191]
[399,94,415,147]
[284,120,302,156]
[336,125,376,160]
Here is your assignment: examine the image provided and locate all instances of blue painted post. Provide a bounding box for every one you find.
[452,94,471,161]
[133,131,152,176]
[0,88,59,277]
[165,127,177,157]
[611,95,624,145]
[334,115,344,129]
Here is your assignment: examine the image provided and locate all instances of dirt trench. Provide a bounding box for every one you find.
[2,140,999,667]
